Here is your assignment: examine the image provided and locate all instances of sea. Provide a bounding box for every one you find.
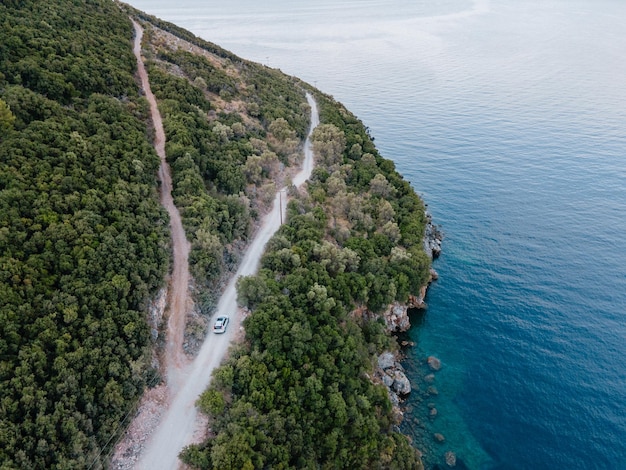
[126,1,626,468]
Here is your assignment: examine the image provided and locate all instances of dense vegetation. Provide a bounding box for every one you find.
[1,1,432,467]
[180,91,430,469]
[130,12,311,315]
[133,16,431,469]
[0,1,170,468]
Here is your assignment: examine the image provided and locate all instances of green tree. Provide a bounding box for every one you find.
[311,123,346,166]
[0,99,15,134]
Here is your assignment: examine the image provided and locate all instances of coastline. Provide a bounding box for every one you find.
[373,212,445,465]
[380,211,443,356]
[121,9,446,468]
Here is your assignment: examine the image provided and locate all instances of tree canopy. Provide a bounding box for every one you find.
[181,91,429,469]
[0,2,430,468]
[0,1,169,468]
[131,13,311,314]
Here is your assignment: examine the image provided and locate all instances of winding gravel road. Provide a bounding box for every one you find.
[132,19,320,469]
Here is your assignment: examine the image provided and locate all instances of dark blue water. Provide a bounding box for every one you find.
[129,1,626,468]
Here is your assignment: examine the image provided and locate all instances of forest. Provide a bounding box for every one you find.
[0,1,169,468]
[180,91,430,469]
[127,7,312,319]
[1,1,431,468]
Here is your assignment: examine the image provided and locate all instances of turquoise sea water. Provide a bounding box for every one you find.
[128,1,626,468]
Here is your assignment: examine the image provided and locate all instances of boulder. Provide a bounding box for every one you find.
[382,373,394,388]
[427,356,442,371]
[445,451,457,467]
[392,370,412,396]
[378,352,396,370]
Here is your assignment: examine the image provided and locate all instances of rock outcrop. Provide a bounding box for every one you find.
[378,291,434,333]
[382,302,412,332]
[423,211,443,259]
[392,370,412,396]
[376,351,412,418]
[378,352,396,370]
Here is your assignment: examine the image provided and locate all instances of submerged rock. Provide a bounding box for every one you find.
[434,433,445,443]
[427,356,442,371]
[445,451,457,467]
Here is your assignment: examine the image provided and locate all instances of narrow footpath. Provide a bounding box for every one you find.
[131,19,191,390]
[129,19,321,469]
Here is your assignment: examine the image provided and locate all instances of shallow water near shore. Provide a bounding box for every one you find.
[128,1,626,468]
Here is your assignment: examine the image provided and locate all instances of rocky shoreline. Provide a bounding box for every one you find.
[423,211,443,260]
[371,211,458,467]
[374,210,443,407]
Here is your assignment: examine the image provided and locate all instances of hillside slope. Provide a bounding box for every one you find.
[181,91,429,470]
[0,1,168,468]
[1,1,431,468]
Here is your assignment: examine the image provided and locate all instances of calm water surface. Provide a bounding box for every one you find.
[128,1,626,468]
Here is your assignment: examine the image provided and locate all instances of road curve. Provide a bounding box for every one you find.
[135,80,319,468]
[131,20,191,390]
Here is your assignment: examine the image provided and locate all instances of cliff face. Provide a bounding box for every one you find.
[423,212,443,259]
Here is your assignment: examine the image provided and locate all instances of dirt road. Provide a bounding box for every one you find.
[131,20,191,390]
[131,28,320,467]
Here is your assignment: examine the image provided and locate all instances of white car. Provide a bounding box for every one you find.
[213,316,229,334]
